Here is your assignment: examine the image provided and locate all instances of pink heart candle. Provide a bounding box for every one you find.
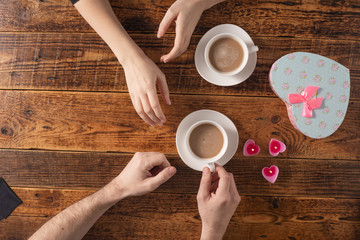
[269,138,286,156]
[243,139,260,156]
[262,165,279,183]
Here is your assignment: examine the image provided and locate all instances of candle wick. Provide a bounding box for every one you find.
[274,146,277,149]
[251,149,254,151]
[269,170,272,173]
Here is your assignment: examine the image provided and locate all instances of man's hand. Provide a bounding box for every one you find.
[197,164,240,240]
[157,0,225,63]
[111,152,176,199]
[123,54,171,127]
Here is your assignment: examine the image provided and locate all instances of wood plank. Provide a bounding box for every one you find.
[0,91,358,159]
[0,33,359,100]
[0,188,359,239]
[1,150,359,198]
[1,0,360,41]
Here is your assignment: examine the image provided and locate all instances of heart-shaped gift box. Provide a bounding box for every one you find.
[269,52,350,139]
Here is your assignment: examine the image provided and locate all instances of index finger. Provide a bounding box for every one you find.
[215,164,231,195]
[144,152,171,170]
[157,6,178,38]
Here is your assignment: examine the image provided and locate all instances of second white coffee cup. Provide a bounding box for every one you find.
[185,120,228,172]
[204,33,258,76]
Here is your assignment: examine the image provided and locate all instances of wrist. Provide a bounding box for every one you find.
[200,224,226,240]
[114,41,146,68]
[102,179,128,204]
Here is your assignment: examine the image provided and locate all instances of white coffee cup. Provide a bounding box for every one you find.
[204,33,259,76]
[185,120,228,172]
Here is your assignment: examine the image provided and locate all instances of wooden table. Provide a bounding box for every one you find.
[0,0,359,239]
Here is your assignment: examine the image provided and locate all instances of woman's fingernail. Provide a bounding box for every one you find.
[203,167,210,175]
[168,167,176,175]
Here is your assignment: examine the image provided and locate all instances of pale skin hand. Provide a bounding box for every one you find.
[29,152,176,240]
[112,152,177,198]
[123,56,170,127]
[74,0,171,127]
[197,165,241,240]
[158,0,226,63]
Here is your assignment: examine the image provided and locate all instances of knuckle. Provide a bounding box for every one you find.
[222,174,230,182]
[144,181,155,192]
[135,152,145,158]
[218,198,228,206]
[151,103,161,110]
[235,195,241,203]
[168,6,176,15]
[137,108,145,115]
[145,108,153,115]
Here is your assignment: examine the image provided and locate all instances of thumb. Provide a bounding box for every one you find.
[149,166,176,189]
[197,167,212,200]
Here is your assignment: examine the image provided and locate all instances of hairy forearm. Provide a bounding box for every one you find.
[74,0,144,66]
[29,182,124,240]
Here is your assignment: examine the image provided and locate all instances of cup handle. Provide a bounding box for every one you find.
[207,163,215,172]
[248,45,259,54]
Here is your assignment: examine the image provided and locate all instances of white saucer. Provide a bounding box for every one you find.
[176,110,239,171]
[195,24,258,86]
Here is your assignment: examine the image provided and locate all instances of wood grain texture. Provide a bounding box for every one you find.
[0,91,359,159]
[1,0,360,40]
[1,0,359,239]
[1,150,359,198]
[0,33,359,100]
[0,188,359,239]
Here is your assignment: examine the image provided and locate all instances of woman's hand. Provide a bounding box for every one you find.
[122,54,171,127]
[158,0,225,63]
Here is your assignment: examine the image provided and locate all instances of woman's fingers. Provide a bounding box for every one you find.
[157,74,171,105]
[131,95,156,127]
[140,96,163,126]
[157,6,178,38]
[147,89,166,124]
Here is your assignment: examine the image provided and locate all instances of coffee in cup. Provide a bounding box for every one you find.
[189,123,224,159]
[205,33,258,76]
[185,120,228,171]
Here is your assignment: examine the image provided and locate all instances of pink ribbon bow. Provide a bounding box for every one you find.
[288,86,323,118]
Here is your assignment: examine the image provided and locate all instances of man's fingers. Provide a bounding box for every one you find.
[144,152,171,170]
[210,178,219,193]
[140,96,162,126]
[215,165,231,195]
[131,96,156,127]
[229,173,241,203]
[197,167,212,201]
[157,74,171,105]
[147,90,166,124]
[147,166,176,190]
[157,6,178,38]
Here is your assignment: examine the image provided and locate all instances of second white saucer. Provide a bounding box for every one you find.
[195,24,258,86]
[176,110,239,171]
